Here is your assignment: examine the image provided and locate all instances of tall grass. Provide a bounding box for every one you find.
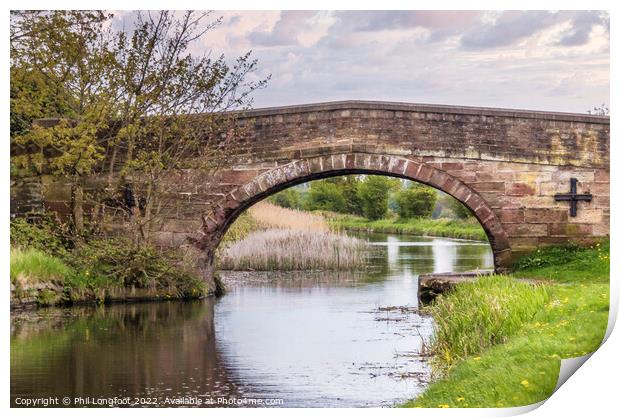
[407,243,609,407]
[429,275,549,372]
[219,229,368,271]
[10,247,71,284]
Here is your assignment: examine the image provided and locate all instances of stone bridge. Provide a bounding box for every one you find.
[16,101,610,274]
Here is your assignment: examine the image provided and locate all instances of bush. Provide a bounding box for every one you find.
[68,239,203,293]
[10,215,69,257]
[395,185,437,219]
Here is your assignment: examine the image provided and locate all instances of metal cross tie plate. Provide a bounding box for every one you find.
[554,178,592,217]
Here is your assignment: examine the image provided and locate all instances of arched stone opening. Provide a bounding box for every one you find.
[198,153,512,272]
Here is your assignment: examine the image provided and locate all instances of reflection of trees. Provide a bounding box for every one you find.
[451,244,494,271]
[11,300,238,402]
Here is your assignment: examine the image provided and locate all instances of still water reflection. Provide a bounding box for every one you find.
[11,233,492,407]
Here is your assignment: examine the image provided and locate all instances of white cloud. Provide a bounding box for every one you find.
[112,10,610,113]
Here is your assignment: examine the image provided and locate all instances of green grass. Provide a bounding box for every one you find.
[514,240,609,283]
[329,214,487,241]
[405,240,609,408]
[429,276,549,371]
[10,247,71,284]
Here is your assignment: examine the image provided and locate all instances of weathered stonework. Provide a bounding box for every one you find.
[12,101,610,274]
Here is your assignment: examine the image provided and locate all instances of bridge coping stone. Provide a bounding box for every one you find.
[234,100,610,124]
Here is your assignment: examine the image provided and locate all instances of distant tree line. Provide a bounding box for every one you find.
[268,175,473,221]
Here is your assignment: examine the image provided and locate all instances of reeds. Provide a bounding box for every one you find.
[248,201,329,232]
[218,228,368,271]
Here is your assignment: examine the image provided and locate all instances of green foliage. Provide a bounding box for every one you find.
[10,248,71,284]
[68,239,203,294]
[269,188,301,209]
[11,214,207,303]
[12,120,104,177]
[10,215,70,257]
[11,11,115,176]
[356,176,398,220]
[340,176,364,215]
[305,180,348,213]
[395,185,437,219]
[302,176,364,215]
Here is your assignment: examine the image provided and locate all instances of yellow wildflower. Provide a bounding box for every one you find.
[521,379,530,387]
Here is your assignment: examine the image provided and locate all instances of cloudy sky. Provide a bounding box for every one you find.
[117,10,610,113]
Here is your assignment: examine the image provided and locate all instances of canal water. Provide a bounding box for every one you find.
[10,233,493,407]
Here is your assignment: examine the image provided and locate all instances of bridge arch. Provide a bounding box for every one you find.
[201,152,512,271]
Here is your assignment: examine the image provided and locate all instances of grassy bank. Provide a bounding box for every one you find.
[328,214,487,241]
[10,218,207,307]
[405,240,609,408]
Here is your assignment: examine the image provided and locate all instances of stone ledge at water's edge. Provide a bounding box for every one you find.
[418,270,542,304]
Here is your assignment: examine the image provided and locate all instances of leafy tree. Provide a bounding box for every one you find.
[10,11,268,244]
[304,180,347,212]
[340,176,363,215]
[356,176,398,220]
[395,185,437,219]
[269,188,301,209]
[107,11,268,243]
[11,11,119,236]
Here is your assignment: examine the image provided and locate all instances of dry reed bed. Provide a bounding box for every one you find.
[219,228,368,271]
[248,202,329,232]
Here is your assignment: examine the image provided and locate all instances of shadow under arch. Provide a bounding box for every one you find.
[202,153,512,272]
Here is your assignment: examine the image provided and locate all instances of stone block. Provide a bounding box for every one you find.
[504,223,548,237]
[524,208,568,223]
[498,209,524,223]
[506,182,536,196]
